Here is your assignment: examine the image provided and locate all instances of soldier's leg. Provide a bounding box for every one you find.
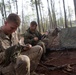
[0,52,5,64]
[0,52,15,75]
[1,55,30,75]
[37,41,51,61]
[21,45,43,72]
[37,41,46,54]
[2,63,15,75]
[42,38,49,49]
[15,55,30,75]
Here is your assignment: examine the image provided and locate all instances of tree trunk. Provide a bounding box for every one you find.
[47,0,53,29]
[74,0,76,20]
[35,0,41,32]
[1,4,5,23]
[39,4,44,32]
[50,0,57,28]
[2,0,6,20]
[21,0,25,33]
[59,0,64,28]
[15,0,18,14]
[63,0,68,28]
[9,0,12,13]
[68,6,72,27]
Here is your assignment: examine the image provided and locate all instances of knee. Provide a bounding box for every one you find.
[16,55,30,66]
[15,55,30,75]
[35,45,43,54]
[38,41,45,46]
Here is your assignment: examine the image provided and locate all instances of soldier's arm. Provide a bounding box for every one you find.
[38,31,42,40]
[0,41,5,52]
[4,44,24,66]
[24,36,35,45]
[24,32,35,45]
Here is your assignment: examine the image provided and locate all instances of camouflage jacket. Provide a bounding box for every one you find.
[0,27,22,66]
[0,29,12,52]
[24,28,42,46]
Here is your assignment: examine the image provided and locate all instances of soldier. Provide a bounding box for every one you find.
[0,13,43,75]
[24,21,46,54]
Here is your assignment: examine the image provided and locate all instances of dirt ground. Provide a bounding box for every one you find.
[36,50,76,75]
[36,32,76,75]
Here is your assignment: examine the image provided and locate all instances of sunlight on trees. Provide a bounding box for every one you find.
[0,0,75,33]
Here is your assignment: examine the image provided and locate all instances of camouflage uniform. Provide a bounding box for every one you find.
[0,27,43,75]
[24,28,46,53]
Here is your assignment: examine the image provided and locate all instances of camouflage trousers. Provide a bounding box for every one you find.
[0,45,43,75]
[37,41,46,54]
[21,45,43,72]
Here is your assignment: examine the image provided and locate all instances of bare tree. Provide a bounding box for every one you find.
[47,0,53,29]
[68,6,72,27]
[63,0,68,28]
[58,0,64,28]
[38,1,45,32]
[50,0,57,28]
[73,0,76,21]
[15,0,18,14]
[35,0,41,32]
[21,0,25,33]
[0,3,5,23]
[9,0,12,13]
[2,0,6,20]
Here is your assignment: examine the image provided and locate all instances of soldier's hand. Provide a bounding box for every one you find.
[23,44,32,51]
[34,37,38,41]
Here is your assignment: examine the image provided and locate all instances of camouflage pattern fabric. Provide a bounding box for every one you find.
[0,31,11,51]
[24,28,46,54]
[24,28,42,46]
[0,28,30,75]
[0,27,43,75]
[21,45,43,72]
[0,28,18,51]
[60,27,76,48]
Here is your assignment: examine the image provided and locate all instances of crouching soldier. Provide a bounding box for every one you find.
[24,21,46,58]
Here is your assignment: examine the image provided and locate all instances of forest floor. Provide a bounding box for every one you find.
[36,50,76,75]
[36,36,76,75]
